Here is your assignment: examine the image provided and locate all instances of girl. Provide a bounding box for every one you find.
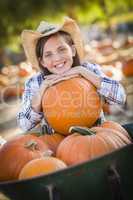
[17,17,126,133]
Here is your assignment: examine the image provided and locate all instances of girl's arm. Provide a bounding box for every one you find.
[63,63,126,105]
[82,62,126,105]
[17,78,44,131]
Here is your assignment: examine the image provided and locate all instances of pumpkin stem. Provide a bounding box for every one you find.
[69,126,96,135]
[24,140,39,150]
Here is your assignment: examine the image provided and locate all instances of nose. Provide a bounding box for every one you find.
[52,52,62,62]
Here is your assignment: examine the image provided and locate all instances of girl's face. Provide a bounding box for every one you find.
[40,34,76,74]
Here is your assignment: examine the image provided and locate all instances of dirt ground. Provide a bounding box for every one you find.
[0,98,22,140]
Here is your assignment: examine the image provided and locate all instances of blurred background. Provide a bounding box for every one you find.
[0,0,133,142]
[0,0,133,198]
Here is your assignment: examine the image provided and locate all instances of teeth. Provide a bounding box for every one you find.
[56,63,64,68]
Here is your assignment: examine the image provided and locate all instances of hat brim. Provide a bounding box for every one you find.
[21,17,85,69]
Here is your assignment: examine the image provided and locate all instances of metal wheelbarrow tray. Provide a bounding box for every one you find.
[0,123,133,200]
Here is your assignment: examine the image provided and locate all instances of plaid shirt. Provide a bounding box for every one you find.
[17,62,126,132]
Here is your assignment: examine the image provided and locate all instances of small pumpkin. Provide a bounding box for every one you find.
[19,156,67,180]
[122,59,133,77]
[42,77,102,135]
[18,68,29,77]
[56,126,131,165]
[39,133,65,155]
[0,135,50,181]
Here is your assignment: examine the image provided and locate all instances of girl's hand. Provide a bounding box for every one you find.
[44,65,101,90]
[64,66,102,89]
[45,73,79,86]
[31,79,51,112]
[63,66,85,77]
[44,74,61,81]
[44,66,84,81]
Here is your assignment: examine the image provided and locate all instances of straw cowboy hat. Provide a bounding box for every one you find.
[21,17,86,69]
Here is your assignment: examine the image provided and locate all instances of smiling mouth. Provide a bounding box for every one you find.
[55,62,66,69]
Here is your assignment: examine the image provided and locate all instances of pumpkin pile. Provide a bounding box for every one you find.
[42,77,102,135]
[0,133,66,182]
[0,121,131,182]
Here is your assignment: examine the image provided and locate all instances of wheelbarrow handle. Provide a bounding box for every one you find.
[46,185,61,200]
[107,164,125,200]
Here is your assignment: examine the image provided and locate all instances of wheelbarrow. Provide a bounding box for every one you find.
[0,123,133,200]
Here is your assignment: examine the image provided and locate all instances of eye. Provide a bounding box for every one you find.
[44,53,52,58]
[58,47,67,52]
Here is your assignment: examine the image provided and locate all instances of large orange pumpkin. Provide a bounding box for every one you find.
[56,126,131,165]
[0,135,50,181]
[122,59,133,77]
[39,133,65,155]
[42,77,102,135]
[19,156,67,180]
